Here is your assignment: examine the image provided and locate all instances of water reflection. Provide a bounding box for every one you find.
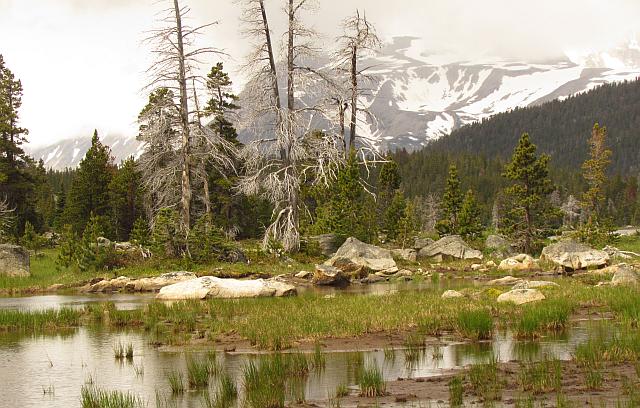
[0,322,592,408]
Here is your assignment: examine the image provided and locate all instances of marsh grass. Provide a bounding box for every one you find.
[518,356,562,394]
[448,376,464,407]
[468,356,502,402]
[335,383,349,398]
[186,355,212,388]
[456,308,493,340]
[584,366,604,390]
[357,363,386,397]
[575,322,640,364]
[514,300,571,339]
[312,343,326,371]
[0,308,80,332]
[166,370,185,394]
[133,363,144,378]
[80,385,144,408]
[242,353,311,408]
[202,373,238,408]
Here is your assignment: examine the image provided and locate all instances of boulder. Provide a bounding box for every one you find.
[362,274,386,284]
[603,245,639,260]
[485,235,516,258]
[394,269,413,278]
[497,289,545,305]
[418,236,483,262]
[540,240,609,272]
[324,237,398,276]
[0,244,30,277]
[391,248,417,262]
[486,276,523,286]
[471,263,484,271]
[414,237,435,250]
[295,270,313,279]
[441,290,464,299]
[512,280,559,290]
[309,234,343,257]
[157,276,296,300]
[498,254,538,272]
[312,265,350,286]
[124,272,197,292]
[610,264,639,286]
[88,276,131,292]
[485,260,497,268]
[615,227,639,237]
[96,237,112,247]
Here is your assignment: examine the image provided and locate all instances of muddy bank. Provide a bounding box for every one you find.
[298,361,639,407]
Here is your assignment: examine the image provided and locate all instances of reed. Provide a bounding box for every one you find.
[357,363,386,397]
[80,385,144,408]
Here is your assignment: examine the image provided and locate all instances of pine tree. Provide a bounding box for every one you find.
[63,130,115,235]
[21,220,44,254]
[384,191,408,241]
[151,208,181,258]
[204,62,240,143]
[109,157,143,241]
[397,200,417,249]
[313,151,377,242]
[130,217,150,247]
[458,189,483,240]
[436,164,463,236]
[582,123,612,218]
[0,54,37,236]
[378,158,403,236]
[501,133,556,254]
[57,224,79,269]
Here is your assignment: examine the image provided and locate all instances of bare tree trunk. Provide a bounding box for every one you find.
[173,0,192,235]
[348,45,358,152]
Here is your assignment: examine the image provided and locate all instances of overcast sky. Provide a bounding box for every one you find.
[1,0,639,147]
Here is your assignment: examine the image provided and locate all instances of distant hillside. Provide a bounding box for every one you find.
[422,78,640,174]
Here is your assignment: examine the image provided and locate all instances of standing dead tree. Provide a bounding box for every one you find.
[237,0,342,252]
[140,0,234,245]
[334,10,381,156]
[0,197,15,242]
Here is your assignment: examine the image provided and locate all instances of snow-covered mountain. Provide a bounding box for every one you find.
[27,36,640,169]
[27,133,145,170]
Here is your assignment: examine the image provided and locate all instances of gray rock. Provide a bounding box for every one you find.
[394,269,414,278]
[324,237,398,276]
[610,264,639,286]
[512,280,559,290]
[414,237,435,250]
[497,289,546,305]
[614,227,639,237]
[124,271,197,292]
[157,276,296,300]
[498,254,537,271]
[362,274,386,284]
[391,248,417,262]
[441,290,464,299]
[295,270,312,279]
[309,234,343,257]
[418,235,483,262]
[0,244,30,277]
[540,240,609,272]
[486,276,523,286]
[485,235,516,258]
[313,265,350,286]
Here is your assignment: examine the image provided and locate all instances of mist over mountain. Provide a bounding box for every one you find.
[27,37,640,170]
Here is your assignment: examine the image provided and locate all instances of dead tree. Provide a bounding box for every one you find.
[237,0,341,252]
[141,0,234,242]
[335,10,381,154]
[0,197,14,242]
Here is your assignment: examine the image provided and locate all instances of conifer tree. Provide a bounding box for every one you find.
[63,131,115,235]
[582,123,612,218]
[0,54,37,236]
[21,220,43,254]
[458,189,483,240]
[436,164,463,236]
[313,151,376,242]
[130,217,150,247]
[109,157,143,241]
[501,133,556,254]
[57,224,79,269]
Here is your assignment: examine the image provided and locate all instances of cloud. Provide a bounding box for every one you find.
[1,0,638,147]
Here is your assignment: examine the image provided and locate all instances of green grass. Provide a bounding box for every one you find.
[0,246,317,293]
[80,385,144,408]
[0,308,80,332]
[575,321,640,364]
[513,299,572,339]
[448,375,464,407]
[468,356,502,402]
[186,355,213,388]
[357,363,386,397]
[456,308,493,340]
[518,355,562,394]
[166,370,184,394]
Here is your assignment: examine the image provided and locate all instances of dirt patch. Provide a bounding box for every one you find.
[296,361,640,407]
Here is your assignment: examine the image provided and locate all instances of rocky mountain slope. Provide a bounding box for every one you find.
[27,36,640,169]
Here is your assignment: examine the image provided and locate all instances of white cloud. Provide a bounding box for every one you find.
[0,0,638,147]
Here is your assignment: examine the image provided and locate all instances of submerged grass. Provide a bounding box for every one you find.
[0,308,80,332]
[80,385,144,408]
[357,363,386,397]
